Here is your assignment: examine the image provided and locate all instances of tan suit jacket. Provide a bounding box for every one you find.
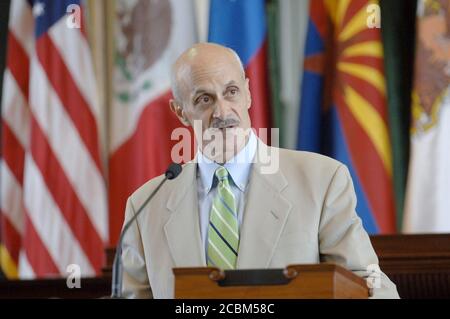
[121,141,399,299]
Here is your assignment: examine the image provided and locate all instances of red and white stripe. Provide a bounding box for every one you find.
[0,0,32,278]
[1,0,107,278]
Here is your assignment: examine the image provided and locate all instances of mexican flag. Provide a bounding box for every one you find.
[108,0,198,244]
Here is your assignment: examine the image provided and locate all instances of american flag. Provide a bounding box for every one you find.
[0,0,107,278]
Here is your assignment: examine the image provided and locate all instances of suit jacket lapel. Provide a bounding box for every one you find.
[164,162,206,267]
[237,142,292,268]
[163,141,292,269]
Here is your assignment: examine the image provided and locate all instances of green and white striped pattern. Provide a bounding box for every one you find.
[207,166,239,269]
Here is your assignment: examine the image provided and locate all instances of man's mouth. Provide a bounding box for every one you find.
[210,118,241,130]
[213,124,238,130]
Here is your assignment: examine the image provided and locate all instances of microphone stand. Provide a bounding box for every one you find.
[111,163,182,298]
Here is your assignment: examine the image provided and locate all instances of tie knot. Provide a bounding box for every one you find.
[215,166,229,182]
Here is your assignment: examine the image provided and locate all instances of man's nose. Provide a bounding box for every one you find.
[212,98,231,119]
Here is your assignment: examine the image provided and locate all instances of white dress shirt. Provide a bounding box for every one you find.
[196,131,257,259]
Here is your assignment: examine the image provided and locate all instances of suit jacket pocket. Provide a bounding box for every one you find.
[273,231,319,265]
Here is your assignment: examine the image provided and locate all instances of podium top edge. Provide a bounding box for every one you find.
[172,263,367,287]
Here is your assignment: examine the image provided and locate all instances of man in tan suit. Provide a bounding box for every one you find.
[121,43,399,299]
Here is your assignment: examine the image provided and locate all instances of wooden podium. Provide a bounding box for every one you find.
[173,264,369,299]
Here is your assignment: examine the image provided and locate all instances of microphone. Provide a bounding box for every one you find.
[111,163,183,298]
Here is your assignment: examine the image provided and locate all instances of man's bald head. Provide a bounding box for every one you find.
[168,42,253,163]
[171,43,246,103]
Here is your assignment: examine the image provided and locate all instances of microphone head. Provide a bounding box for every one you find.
[165,163,182,180]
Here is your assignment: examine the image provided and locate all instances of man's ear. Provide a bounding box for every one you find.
[245,78,252,110]
[169,99,190,126]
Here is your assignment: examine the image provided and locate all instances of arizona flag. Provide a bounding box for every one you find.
[108,0,198,244]
[297,0,396,234]
[208,0,272,137]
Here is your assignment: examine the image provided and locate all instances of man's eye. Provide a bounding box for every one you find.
[196,95,211,104]
[227,88,239,96]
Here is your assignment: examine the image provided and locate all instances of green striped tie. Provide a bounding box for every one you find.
[207,166,239,269]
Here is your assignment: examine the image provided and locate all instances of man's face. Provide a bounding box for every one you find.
[172,51,252,162]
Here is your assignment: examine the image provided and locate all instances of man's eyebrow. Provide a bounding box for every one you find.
[192,89,210,98]
[225,81,238,87]
[222,81,239,94]
[192,81,239,99]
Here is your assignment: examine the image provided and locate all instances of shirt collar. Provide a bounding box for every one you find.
[197,131,257,193]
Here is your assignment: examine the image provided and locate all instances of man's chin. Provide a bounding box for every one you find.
[200,127,250,162]
[200,141,236,162]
